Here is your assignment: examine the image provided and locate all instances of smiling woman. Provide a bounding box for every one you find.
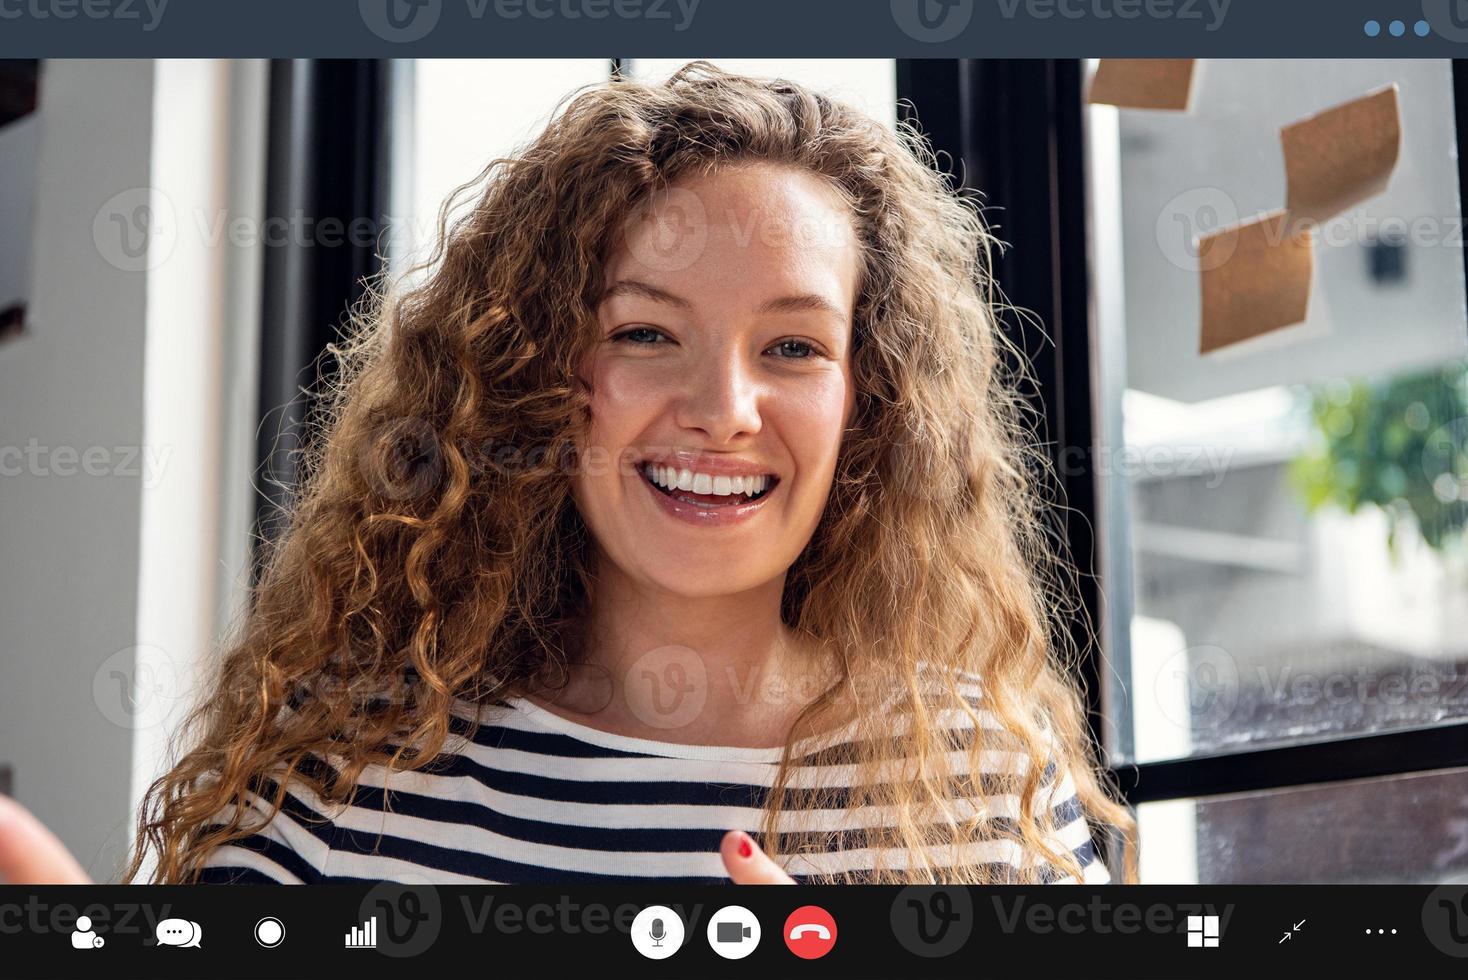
[0,60,1132,886]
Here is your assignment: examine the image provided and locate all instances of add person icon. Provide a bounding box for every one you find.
[71,915,104,949]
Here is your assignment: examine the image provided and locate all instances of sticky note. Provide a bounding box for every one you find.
[1087,59,1195,111]
[1281,85,1401,227]
[1199,210,1314,354]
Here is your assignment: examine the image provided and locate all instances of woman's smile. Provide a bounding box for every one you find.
[635,455,782,526]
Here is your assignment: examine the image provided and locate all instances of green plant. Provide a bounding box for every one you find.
[1291,361,1468,556]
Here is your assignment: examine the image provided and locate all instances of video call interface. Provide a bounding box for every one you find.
[2,2,1468,978]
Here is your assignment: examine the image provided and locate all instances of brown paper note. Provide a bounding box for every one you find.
[1281,85,1401,227]
[1087,59,1195,111]
[1199,210,1314,354]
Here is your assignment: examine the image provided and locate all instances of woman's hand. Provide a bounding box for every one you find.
[0,795,91,884]
[720,830,796,884]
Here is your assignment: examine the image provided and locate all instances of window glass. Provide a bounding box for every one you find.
[1137,767,1468,884]
[1090,59,1468,765]
[401,59,611,276]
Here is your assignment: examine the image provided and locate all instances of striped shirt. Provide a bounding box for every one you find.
[195,687,1111,885]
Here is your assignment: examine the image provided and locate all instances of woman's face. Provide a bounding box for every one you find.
[573,162,861,599]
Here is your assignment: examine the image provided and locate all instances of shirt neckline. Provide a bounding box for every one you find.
[499,694,867,763]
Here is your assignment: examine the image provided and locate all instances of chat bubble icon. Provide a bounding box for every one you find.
[156,918,202,948]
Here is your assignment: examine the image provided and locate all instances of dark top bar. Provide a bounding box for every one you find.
[0,0,1464,58]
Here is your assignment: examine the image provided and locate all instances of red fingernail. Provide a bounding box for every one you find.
[738,835,753,859]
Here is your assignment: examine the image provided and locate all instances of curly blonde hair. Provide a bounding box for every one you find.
[128,60,1135,885]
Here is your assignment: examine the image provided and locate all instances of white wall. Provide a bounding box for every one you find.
[0,59,264,881]
[0,60,154,880]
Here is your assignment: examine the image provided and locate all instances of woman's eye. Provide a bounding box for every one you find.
[612,326,666,345]
[768,339,817,359]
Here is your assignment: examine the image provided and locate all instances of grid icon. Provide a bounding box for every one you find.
[1187,915,1221,948]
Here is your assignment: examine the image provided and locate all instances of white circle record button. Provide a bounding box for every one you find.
[630,905,685,960]
[253,917,285,948]
[707,905,761,959]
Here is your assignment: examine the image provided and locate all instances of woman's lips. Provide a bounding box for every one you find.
[637,463,779,526]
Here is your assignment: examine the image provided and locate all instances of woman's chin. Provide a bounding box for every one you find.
[635,561,780,601]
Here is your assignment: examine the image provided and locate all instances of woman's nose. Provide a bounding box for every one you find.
[673,354,763,443]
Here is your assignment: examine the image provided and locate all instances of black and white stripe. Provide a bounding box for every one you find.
[196,687,1111,885]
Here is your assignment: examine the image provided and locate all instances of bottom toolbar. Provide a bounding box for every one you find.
[2,884,1466,979]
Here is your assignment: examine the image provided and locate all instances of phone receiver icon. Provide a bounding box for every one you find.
[789,923,830,941]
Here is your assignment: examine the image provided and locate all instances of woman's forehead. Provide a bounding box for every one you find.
[604,165,862,311]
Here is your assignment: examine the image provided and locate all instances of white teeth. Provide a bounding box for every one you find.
[644,464,773,497]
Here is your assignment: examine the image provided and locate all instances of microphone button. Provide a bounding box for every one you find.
[631,905,686,960]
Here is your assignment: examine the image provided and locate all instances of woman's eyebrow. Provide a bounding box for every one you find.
[600,279,694,311]
[602,279,845,320]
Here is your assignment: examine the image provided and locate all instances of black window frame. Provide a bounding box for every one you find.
[254,58,395,567]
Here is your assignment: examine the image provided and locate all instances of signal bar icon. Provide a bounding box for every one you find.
[345,916,377,949]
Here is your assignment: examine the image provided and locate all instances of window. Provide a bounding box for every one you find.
[1084,58,1468,882]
